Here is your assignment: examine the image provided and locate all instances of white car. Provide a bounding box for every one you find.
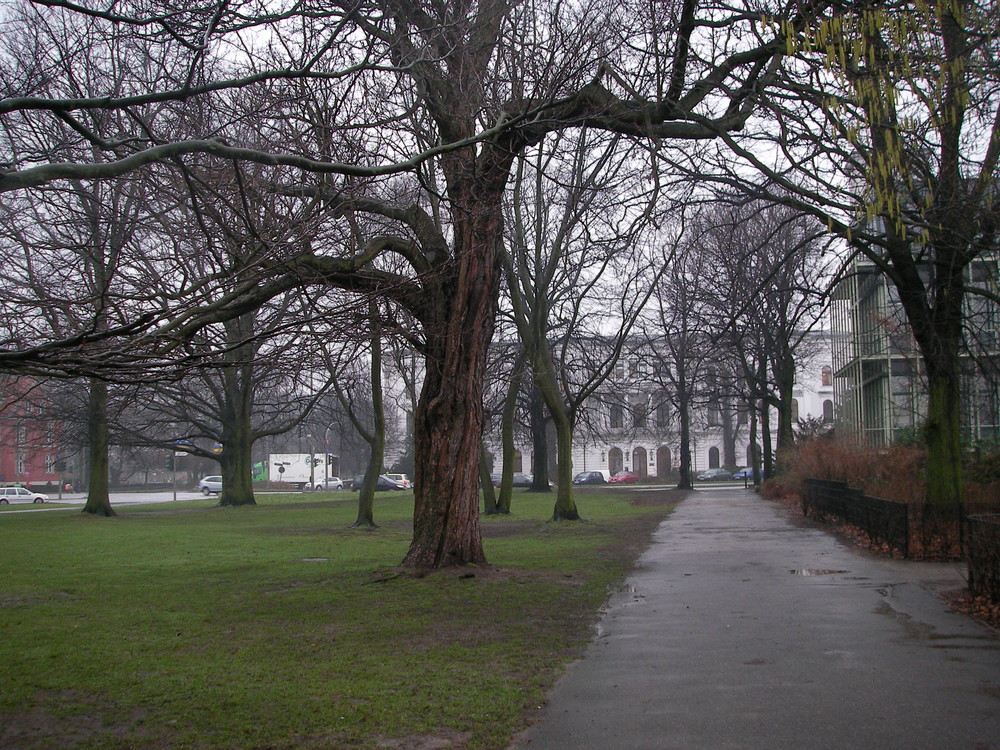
[197,476,223,495]
[0,487,49,504]
[385,473,412,488]
[312,476,344,490]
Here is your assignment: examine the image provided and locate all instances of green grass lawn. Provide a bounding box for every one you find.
[0,489,680,749]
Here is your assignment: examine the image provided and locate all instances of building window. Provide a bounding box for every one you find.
[823,399,834,422]
[45,454,56,474]
[15,453,26,475]
[16,425,26,445]
[821,365,832,387]
[614,361,626,380]
[632,401,647,429]
[708,447,720,468]
[513,450,523,473]
[791,398,799,422]
[610,404,624,429]
[707,398,721,426]
[656,397,670,428]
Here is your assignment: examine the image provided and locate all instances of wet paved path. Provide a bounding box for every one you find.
[511,488,1000,749]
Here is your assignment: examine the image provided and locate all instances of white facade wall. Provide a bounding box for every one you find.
[389,333,835,480]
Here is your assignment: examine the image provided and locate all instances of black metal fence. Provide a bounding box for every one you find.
[802,479,911,556]
[802,479,1000,604]
[967,515,1000,602]
[802,478,1000,561]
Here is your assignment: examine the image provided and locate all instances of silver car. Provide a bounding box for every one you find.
[312,476,344,490]
[197,476,223,495]
[0,486,49,504]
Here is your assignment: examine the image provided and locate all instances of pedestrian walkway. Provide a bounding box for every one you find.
[510,488,1000,750]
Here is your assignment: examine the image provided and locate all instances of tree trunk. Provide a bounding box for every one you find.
[761,395,774,478]
[773,352,796,463]
[676,387,693,490]
[749,410,762,487]
[528,383,551,492]
[355,313,385,529]
[401,174,505,568]
[923,363,964,506]
[82,378,115,516]
[550,407,579,520]
[721,400,737,468]
[479,442,497,515]
[218,438,255,507]
[493,353,524,515]
[217,413,256,507]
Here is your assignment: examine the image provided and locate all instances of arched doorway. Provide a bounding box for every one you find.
[656,446,672,478]
[513,450,523,473]
[608,447,623,474]
[633,447,648,478]
[708,446,720,468]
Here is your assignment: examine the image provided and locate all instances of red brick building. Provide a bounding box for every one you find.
[0,377,63,489]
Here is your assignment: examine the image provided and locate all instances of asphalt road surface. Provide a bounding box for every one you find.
[511,487,1000,750]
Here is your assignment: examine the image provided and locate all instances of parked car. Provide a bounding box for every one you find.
[350,474,406,491]
[490,472,535,487]
[573,471,608,485]
[0,486,48,504]
[731,467,765,481]
[696,468,732,481]
[512,473,534,487]
[312,476,344,490]
[385,473,412,488]
[197,476,223,495]
[608,470,639,484]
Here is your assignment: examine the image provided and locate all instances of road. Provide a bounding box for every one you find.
[0,489,212,512]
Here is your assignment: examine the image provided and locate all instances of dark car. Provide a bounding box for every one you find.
[731,467,765,480]
[350,474,406,491]
[696,468,732,481]
[490,473,535,487]
[573,471,607,485]
[512,473,533,487]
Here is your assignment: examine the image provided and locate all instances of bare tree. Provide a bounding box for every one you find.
[1,0,815,565]
[640,224,717,490]
[502,128,661,518]
[698,197,831,474]
[683,2,1000,504]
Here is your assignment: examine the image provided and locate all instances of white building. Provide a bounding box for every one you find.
[471,333,835,480]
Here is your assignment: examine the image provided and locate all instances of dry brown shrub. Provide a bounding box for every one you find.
[780,438,1000,505]
[779,438,925,502]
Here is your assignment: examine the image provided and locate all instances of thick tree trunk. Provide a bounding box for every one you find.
[218,437,255,507]
[528,384,551,492]
[217,315,258,506]
[216,408,255,507]
[550,408,579,520]
[401,177,504,568]
[924,366,963,506]
[82,379,115,517]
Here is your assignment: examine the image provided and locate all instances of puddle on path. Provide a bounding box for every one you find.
[790,569,850,576]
